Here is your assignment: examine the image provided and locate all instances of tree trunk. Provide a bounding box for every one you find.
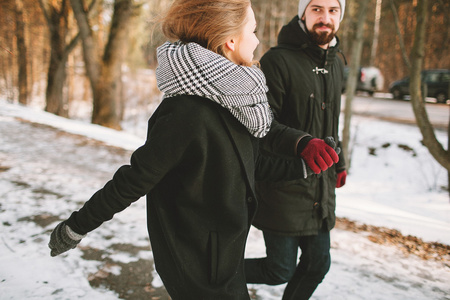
[71,0,135,130]
[44,2,69,117]
[39,0,79,117]
[341,0,371,170]
[69,0,100,94]
[15,0,28,105]
[369,0,382,66]
[45,52,67,116]
[409,0,450,192]
[92,0,134,129]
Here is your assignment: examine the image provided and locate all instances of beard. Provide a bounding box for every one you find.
[308,22,336,46]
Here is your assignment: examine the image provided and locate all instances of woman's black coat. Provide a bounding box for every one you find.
[65,95,303,299]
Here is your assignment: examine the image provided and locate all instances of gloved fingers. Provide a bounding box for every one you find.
[334,147,341,155]
[318,147,336,167]
[324,136,336,149]
[315,156,329,171]
[307,160,322,174]
[324,146,339,163]
[324,137,341,161]
[48,222,63,248]
[49,223,65,257]
[50,248,62,257]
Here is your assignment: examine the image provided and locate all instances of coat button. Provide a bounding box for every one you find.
[247,197,254,203]
[313,202,320,208]
[321,102,326,110]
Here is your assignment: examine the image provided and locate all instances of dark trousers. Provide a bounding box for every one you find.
[245,223,331,300]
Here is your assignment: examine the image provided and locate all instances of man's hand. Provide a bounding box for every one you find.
[336,170,347,188]
[299,138,339,174]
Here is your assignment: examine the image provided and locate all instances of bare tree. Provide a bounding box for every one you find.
[341,0,372,169]
[251,0,298,57]
[0,1,16,101]
[70,0,138,129]
[38,0,80,117]
[409,0,450,195]
[388,0,411,70]
[15,0,28,105]
[369,0,382,66]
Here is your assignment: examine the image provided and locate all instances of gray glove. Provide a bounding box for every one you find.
[301,136,341,178]
[48,222,86,257]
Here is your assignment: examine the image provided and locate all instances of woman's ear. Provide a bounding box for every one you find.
[225,39,235,52]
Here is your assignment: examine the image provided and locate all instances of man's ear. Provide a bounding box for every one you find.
[225,39,235,51]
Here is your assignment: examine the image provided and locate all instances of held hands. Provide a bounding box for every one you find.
[48,222,86,257]
[299,137,340,175]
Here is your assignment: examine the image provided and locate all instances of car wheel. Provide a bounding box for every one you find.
[435,92,447,104]
[392,89,403,100]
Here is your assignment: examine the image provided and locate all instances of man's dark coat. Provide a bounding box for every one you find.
[253,16,347,236]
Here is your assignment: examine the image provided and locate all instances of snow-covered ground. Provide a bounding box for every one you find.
[0,99,449,299]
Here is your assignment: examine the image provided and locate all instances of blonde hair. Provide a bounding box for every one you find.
[160,0,251,61]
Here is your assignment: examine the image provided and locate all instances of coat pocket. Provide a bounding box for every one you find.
[208,231,218,284]
[304,93,316,133]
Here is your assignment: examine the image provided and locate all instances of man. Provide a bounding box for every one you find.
[245,0,347,299]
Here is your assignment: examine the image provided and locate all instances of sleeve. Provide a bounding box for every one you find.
[254,148,306,182]
[65,99,198,234]
[259,50,311,158]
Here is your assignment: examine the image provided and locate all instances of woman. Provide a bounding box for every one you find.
[48,0,304,299]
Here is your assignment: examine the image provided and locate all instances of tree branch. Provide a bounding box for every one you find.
[37,0,51,28]
[389,0,411,70]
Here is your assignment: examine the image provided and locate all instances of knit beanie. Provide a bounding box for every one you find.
[298,0,345,22]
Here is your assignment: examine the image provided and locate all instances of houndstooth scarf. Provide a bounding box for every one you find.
[156,41,273,138]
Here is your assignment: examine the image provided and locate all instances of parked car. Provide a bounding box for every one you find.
[389,69,450,103]
[342,66,384,95]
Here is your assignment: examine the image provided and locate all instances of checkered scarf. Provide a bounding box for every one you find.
[156,41,273,138]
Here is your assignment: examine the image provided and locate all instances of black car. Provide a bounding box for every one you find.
[389,69,450,103]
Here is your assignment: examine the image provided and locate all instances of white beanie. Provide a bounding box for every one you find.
[298,0,345,22]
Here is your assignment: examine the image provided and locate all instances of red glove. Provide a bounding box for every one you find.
[299,138,339,174]
[336,170,347,188]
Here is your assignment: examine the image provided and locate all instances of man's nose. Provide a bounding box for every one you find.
[319,11,331,23]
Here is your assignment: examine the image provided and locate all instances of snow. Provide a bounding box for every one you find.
[0,99,449,299]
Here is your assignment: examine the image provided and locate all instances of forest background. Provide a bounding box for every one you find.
[0,0,450,117]
[1,0,449,131]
